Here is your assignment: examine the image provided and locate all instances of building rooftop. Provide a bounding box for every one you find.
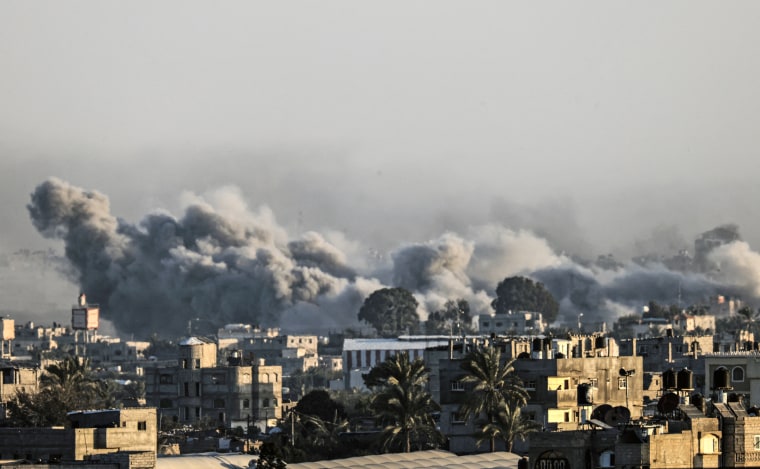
[287,450,522,469]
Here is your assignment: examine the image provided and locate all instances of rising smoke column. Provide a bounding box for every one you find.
[28,178,362,337]
[27,178,760,338]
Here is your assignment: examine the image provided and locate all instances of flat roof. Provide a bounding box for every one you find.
[343,338,452,352]
[288,449,522,469]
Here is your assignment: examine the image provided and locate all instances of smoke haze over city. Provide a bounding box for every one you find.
[3,2,760,336]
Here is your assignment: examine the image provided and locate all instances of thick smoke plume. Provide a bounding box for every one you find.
[28,178,760,338]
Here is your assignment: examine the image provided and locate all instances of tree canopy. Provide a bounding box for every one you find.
[491,276,559,324]
[295,389,346,423]
[425,299,474,335]
[6,355,115,426]
[358,287,420,337]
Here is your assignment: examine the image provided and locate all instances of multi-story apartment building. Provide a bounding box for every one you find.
[436,341,643,453]
[0,359,39,420]
[145,337,282,433]
[238,335,319,375]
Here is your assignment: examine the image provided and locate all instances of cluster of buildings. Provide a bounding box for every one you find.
[6,290,760,468]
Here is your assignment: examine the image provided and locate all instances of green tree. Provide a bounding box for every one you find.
[459,345,529,452]
[425,299,474,335]
[366,352,444,453]
[358,287,420,337]
[474,400,541,452]
[295,389,346,423]
[6,355,109,426]
[257,439,287,469]
[298,413,350,459]
[492,277,559,324]
[737,306,760,334]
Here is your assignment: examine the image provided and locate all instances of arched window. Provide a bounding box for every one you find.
[733,367,745,383]
[700,434,720,454]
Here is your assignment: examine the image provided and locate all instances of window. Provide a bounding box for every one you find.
[273,398,278,407]
[160,374,173,384]
[184,382,190,396]
[754,435,760,451]
[733,367,745,383]
[451,411,466,424]
[159,399,173,408]
[588,378,598,388]
[214,399,225,409]
[243,399,250,409]
[524,380,536,390]
[195,382,200,396]
[195,359,200,368]
[618,377,627,389]
[195,407,200,418]
[263,398,270,407]
[450,380,465,392]
[138,421,147,431]
[482,322,490,327]
[211,373,226,384]
[182,359,188,369]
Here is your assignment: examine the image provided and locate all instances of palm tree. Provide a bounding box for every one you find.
[41,355,101,411]
[460,344,529,452]
[474,398,541,452]
[368,351,444,453]
[737,306,760,335]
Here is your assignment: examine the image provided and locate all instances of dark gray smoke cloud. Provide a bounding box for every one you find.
[28,178,363,337]
[27,178,760,338]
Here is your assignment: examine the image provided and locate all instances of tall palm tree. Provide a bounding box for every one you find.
[41,355,100,411]
[474,398,541,452]
[460,344,529,452]
[368,351,444,453]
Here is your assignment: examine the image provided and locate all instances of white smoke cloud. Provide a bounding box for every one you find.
[709,241,760,297]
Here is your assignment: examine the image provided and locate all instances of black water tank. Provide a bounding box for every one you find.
[663,368,676,390]
[677,368,693,390]
[714,367,730,389]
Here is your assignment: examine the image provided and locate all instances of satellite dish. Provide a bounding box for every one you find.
[619,368,627,377]
[604,406,631,426]
[591,404,613,421]
[657,392,679,414]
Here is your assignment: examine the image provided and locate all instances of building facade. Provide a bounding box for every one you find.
[145,337,282,433]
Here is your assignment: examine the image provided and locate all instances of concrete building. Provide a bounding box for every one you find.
[0,407,157,468]
[342,337,452,391]
[477,311,545,336]
[145,337,282,433]
[238,335,319,375]
[671,312,716,335]
[0,359,39,420]
[436,340,644,453]
[528,404,722,469]
[704,352,760,407]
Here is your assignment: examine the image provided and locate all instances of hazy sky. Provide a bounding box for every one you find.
[2,1,760,256]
